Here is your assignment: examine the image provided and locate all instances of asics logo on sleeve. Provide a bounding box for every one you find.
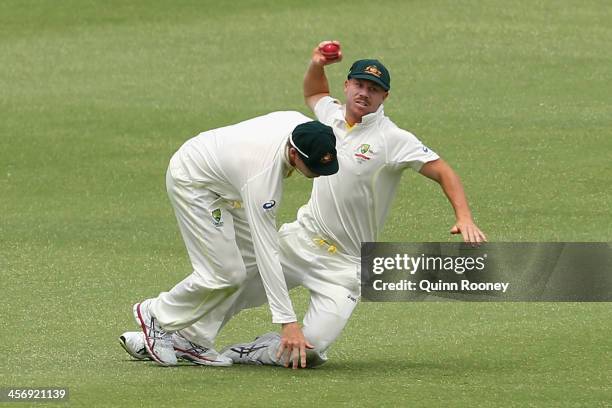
[263,200,276,210]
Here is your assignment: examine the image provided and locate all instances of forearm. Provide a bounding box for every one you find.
[421,159,473,221]
[438,169,473,222]
[303,61,329,100]
[243,188,297,323]
[420,159,486,242]
[252,240,297,323]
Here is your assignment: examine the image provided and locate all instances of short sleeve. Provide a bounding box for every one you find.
[386,128,440,171]
[313,96,342,126]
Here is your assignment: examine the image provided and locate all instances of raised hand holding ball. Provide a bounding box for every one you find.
[318,41,341,62]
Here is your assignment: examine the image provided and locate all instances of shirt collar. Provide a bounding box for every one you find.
[334,103,385,128]
[360,103,385,126]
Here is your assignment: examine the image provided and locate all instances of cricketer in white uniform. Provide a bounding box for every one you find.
[130,112,339,366]
[120,42,486,368]
[213,45,486,367]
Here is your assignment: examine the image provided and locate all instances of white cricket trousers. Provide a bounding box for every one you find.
[149,157,251,332]
[179,220,362,363]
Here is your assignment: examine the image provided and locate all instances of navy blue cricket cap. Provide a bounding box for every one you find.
[347,59,391,91]
[290,121,338,176]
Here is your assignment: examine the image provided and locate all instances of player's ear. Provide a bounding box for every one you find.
[383,91,389,101]
[288,147,298,163]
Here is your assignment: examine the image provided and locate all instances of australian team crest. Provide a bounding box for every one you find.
[364,65,382,78]
[354,143,374,162]
[211,208,223,227]
[320,152,335,164]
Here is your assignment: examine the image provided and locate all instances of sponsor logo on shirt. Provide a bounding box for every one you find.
[211,208,224,227]
[263,200,276,210]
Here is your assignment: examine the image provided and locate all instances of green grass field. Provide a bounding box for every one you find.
[1,1,611,406]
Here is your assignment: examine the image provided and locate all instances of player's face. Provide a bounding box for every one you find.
[343,78,388,125]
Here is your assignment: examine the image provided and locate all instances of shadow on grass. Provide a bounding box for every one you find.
[120,355,518,375]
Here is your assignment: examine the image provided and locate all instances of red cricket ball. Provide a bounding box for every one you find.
[320,43,340,56]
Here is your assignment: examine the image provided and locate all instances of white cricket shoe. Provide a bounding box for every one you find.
[172,332,233,367]
[132,301,177,366]
[220,332,281,365]
[118,331,232,367]
[118,331,149,360]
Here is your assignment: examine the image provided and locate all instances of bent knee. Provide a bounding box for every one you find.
[304,332,335,354]
[192,260,247,290]
[303,316,348,353]
[231,271,247,287]
[218,264,247,288]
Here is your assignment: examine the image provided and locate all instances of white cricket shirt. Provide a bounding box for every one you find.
[173,111,312,323]
[297,96,440,257]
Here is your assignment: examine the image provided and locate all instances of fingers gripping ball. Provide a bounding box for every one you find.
[319,43,340,59]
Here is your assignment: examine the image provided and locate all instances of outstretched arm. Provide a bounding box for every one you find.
[304,40,343,112]
[419,159,487,244]
[242,180,313,368]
